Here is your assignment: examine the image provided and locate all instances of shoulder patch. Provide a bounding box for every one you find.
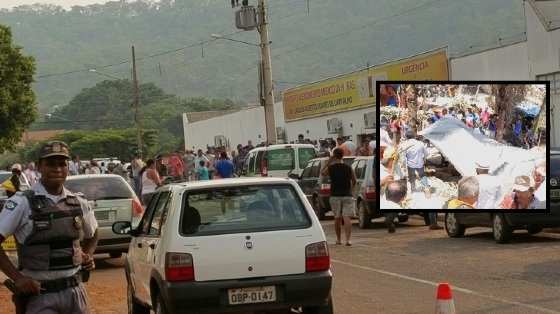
[4,200,18,210]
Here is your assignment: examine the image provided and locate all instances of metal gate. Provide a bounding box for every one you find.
[537,72,560,147]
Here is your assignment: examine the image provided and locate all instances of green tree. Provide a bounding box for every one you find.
[0,25,37,153]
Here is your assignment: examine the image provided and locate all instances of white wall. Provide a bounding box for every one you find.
[525,1,560,78]
[283,107,374,144]
[450,42,530,80]
[183,102,375,150]
[183,106,267,151]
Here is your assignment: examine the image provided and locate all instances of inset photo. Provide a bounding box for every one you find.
[377,82,548,211]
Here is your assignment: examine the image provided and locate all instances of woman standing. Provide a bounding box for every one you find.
[140,159,163,206]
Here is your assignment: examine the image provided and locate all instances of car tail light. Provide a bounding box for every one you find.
[319,184,331,195]
[305,241,330,272]
[365,186,376,200]
[132,198,144,217]
[165,252,195,282]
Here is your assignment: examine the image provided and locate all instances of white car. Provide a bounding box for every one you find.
[113,177,333,314]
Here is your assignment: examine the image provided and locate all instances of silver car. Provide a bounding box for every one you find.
[65,174,144,258]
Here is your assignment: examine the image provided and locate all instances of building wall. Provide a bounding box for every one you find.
[525,1,560,78]
[450,42,530,80]
[183,106,267,151]
[183,102,375,151]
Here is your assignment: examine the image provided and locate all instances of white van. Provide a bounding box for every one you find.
[243,144,318,178]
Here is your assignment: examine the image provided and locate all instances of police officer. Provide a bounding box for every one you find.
[0,141,98,314]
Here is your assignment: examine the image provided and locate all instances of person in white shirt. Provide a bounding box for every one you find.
[532,162,546,208]
[474,161,502,209]
[23,162,39,186]
[402,131,428,192]
[68,155,81,175]
[379,125,392,159]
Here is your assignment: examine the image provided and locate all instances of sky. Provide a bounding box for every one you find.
[0,0,114,9]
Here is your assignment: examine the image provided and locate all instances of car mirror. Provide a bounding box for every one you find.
[112,221,132,235]
[288,173,300,180]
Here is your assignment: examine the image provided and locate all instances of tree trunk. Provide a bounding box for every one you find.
[493,85,526,143]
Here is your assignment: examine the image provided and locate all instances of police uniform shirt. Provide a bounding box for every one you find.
[0,182,98,281]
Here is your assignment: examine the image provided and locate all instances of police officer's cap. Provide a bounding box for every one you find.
[39,141,71,160]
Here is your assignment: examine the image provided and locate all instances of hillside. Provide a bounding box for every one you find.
[0,0,525,111]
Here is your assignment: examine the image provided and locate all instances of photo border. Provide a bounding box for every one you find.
[375,80,550,213]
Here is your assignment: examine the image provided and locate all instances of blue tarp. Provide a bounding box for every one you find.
[516,101,541,117]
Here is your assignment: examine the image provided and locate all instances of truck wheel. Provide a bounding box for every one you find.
[110,252,123,259]
[527,225,543,235]
[423,213,431,226]
[397,214,409,223]
[154,294,169,314]
[313,197,326,220]
[127,282,149,314]
[445,213,465,238]
[493,214,513,244]
[358,201,371,229]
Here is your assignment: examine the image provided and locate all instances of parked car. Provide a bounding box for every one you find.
[0,170,30,210]
[112,177,333,314]
[291,156,356,220]
[445,208,560,243]
[244,144,317,178]
[65,174,144,258]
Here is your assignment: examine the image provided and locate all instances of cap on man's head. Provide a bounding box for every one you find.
[475,160,490,170]
[39,141,70,160]
[11,163,22,171]
[512,175,533,192]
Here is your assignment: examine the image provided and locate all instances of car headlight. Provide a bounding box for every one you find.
[551,178,558,187]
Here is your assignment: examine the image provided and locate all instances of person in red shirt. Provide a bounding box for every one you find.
[167,152,185,181]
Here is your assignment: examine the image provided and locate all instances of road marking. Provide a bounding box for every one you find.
[332,259,560,314]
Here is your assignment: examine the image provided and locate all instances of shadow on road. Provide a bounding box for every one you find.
[93,255,126,270]
[402,230,560,256]
[514,260,560,287]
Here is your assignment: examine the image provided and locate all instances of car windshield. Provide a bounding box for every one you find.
[65,176,134,200]
[552,154,560,178]
[180,184,311,236]
[298,148,317,169]
[267,148,295,171]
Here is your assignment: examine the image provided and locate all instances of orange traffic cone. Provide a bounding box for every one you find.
[435,283,456,314]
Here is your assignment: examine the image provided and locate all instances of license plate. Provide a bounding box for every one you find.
[228,286,276,305]
[94,210,116,221]
[552,190,560,199]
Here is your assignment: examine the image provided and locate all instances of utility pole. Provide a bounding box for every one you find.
[132,45,143,158]
[257,0,277,145]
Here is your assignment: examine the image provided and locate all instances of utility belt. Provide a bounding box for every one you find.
[39,273,82,294]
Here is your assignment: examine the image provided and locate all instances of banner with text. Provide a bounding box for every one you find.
[283,49,449,121]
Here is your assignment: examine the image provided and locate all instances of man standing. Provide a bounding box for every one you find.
[215,152,235,179]
[24,162,39,186]
[68,155,81,176]
[402,131,428,193]
[443,176,480,209]
[131,154,144,197]
[474,161,502,209]
[0,141,98,314]
[321,148,356,246]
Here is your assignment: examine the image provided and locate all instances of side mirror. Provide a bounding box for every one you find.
[288,173,300,180]
[112,221,133,235]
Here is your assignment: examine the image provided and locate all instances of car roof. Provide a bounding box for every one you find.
[169,177,294,191]
[248,144,316,153]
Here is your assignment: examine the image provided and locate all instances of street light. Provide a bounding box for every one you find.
[88,68,124,80]
[211,34,260,47]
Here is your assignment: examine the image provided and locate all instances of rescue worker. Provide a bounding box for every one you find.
[0,141,98,314]
[2,164,25,198]
[443,176,480,209]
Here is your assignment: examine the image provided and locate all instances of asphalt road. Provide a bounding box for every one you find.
[1,216,559,314]
[328,216,560,314]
